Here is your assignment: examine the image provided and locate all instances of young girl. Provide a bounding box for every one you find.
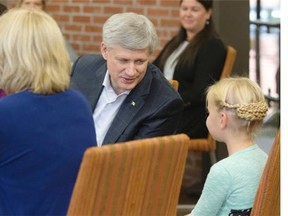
[188,77,269,216]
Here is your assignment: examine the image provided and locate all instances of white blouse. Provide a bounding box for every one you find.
[163,41,189,80]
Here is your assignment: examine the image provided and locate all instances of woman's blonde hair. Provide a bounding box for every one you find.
[0,8,71,94]
[16,0,46,11]
[206,77,268,136]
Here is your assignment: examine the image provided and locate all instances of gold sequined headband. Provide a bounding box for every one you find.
[222,101,268,121]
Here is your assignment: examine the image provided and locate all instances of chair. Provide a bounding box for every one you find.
[168,79,179,91]
[188,45,237,164]
[67,134,189,216]
[178,45,237,212]
[251,129,280,215]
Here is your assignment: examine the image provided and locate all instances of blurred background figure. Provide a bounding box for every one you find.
[153,0,227,197]
[0,8,96,215]
[0,2,7,15]
[15,0,78,63]
[16,0,44,10]
[0,2,7,98]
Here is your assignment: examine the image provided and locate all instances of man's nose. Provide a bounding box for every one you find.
[125,62,136,76]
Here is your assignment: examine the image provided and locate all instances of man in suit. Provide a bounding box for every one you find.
[71,12,184,146]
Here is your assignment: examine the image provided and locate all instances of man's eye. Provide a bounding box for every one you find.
[119,59,128,63]
[135,60,145,65]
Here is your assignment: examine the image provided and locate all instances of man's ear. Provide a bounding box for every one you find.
[101,42,108,60]
[220,112,228,129]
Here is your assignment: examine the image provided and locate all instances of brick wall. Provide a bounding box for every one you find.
[8,0,180,60]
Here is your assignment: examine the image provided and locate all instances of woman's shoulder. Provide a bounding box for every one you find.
[198,36,226,59]
[65,89,91,105]
[205,36,226,50]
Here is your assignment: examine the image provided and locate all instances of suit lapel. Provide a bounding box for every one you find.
[102,94,145,144]
[102,66,153,144]
[86,64,106,110]
[71,55,107,111]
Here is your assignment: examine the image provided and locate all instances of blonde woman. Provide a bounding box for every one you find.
[187,77,268,216]
[0,8,96,215]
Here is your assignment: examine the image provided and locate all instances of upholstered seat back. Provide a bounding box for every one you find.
[68,134,189,216]
[251,129,280,215]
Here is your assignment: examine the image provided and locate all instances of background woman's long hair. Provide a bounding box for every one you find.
[155,0,219,71]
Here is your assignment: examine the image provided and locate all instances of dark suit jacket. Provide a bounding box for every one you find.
[154,37,226,138]
[71,54,184,145]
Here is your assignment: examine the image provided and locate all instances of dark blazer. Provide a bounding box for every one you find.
[71,54,184,145]
[154,37,226,138]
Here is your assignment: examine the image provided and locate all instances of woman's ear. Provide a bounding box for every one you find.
[220,112,228,129]
[206,8,212,20]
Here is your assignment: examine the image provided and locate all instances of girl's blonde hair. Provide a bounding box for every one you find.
[206,77,268,136]
[0,8,71,94]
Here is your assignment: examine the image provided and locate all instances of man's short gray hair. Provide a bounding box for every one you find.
[102,12,158,54]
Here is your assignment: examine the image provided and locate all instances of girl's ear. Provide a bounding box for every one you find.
[220,112,228,129]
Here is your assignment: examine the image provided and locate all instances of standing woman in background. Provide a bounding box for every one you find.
[15,0,79,63]
[153,0,227,195]
[15,0,45,10]
[0,8,96,215]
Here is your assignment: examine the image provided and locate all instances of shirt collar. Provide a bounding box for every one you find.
[103,71,130,96]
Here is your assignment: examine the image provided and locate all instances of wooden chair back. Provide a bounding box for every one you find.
[188,45,237,164]
[67,134,189,216]
[220,45,237,79]
[168,79,179,91]
[251,129,280,215]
